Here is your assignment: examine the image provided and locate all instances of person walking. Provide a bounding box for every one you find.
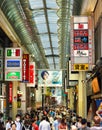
[58,117,68,130]
[5,117,12,130]
[80,118,90,130]
[15,114,22,130]
[39,116,51,130]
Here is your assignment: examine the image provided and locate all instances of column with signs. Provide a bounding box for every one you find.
[5,48,22,81]
[70,16,93,71]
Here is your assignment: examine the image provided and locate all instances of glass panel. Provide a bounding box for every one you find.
[46,0,59,8]
[47,57,53,63]
[29,0,44,9]
[55,64,60,69]
[42,42,50,48]
[44,49,52,55]
[53,49,59,55]
[49,64,54,69]
[40,35,49,42]
[49,24,58,33]
[32,10,45,18]
[36,24,47,33]
[52,41,58,48]
[54,57,60,63]
[47,10,58,22]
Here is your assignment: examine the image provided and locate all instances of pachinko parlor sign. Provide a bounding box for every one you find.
[5,70,22,81]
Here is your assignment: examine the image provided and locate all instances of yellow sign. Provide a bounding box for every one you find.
[74,64,88,71]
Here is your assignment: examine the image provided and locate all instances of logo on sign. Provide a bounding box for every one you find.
[7,60,20,67]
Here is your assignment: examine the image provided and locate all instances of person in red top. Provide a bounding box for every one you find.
[58,117,68,130]
[32,118,39,130]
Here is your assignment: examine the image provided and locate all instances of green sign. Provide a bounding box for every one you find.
[5,71,22,81]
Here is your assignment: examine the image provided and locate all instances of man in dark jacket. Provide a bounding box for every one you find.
[80,118,90,130]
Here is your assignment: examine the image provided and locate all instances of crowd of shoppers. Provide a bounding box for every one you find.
[0,106,102,130]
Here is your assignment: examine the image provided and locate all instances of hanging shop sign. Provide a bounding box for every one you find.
[22,54,29,82]
[74,30,88,37]
[27,62,35,87]
[74,64,88,71]
[5,59,22,68]
[5,70,22,81]
[5,48,22,58]
[73,43,88,50]
[74,50,88,57]
[74,23,88,30]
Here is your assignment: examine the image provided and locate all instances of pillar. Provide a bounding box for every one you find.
[12,81,18,120]
[78,72,87,118]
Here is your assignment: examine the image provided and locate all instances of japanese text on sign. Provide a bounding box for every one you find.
[74,64,88,71]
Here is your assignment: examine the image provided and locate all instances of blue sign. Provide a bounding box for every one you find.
[7,60,20,67]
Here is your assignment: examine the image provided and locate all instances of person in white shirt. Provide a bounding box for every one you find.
[39,116,51,130]
[6,117,12,130]
[15,114,22,130]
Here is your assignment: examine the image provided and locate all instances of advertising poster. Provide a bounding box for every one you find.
[38,70,62,87]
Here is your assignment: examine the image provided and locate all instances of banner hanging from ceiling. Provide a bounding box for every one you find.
[38,70,62,87]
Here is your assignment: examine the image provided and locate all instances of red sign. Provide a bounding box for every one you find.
[78,23,84,29]
[9,82,12,103]
[73,43,88,50]
[29,64,34,83]
[74,30,88,37]
[27,62,35,87]
[22,54,29,82]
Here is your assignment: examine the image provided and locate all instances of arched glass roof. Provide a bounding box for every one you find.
[0,0,82,69]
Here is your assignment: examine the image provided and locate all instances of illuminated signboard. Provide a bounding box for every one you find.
[27,62,35,87]
[74,30,88,37]
[74,64,88,71]
[5,59,22,68]
[22,54,29,82]
[71,16,93,71]
[74,36,88,43]
[74,23,88,29]
[5,48,22,58]
[73,43,88,50]
[5,70,22,81]
[5,48,22,81]
[74,50,88,57]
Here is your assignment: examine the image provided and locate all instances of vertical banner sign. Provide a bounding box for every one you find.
[70,16,93,71]
[22,54,29,82]
[9,82,13,103]
[27,62,35,87]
